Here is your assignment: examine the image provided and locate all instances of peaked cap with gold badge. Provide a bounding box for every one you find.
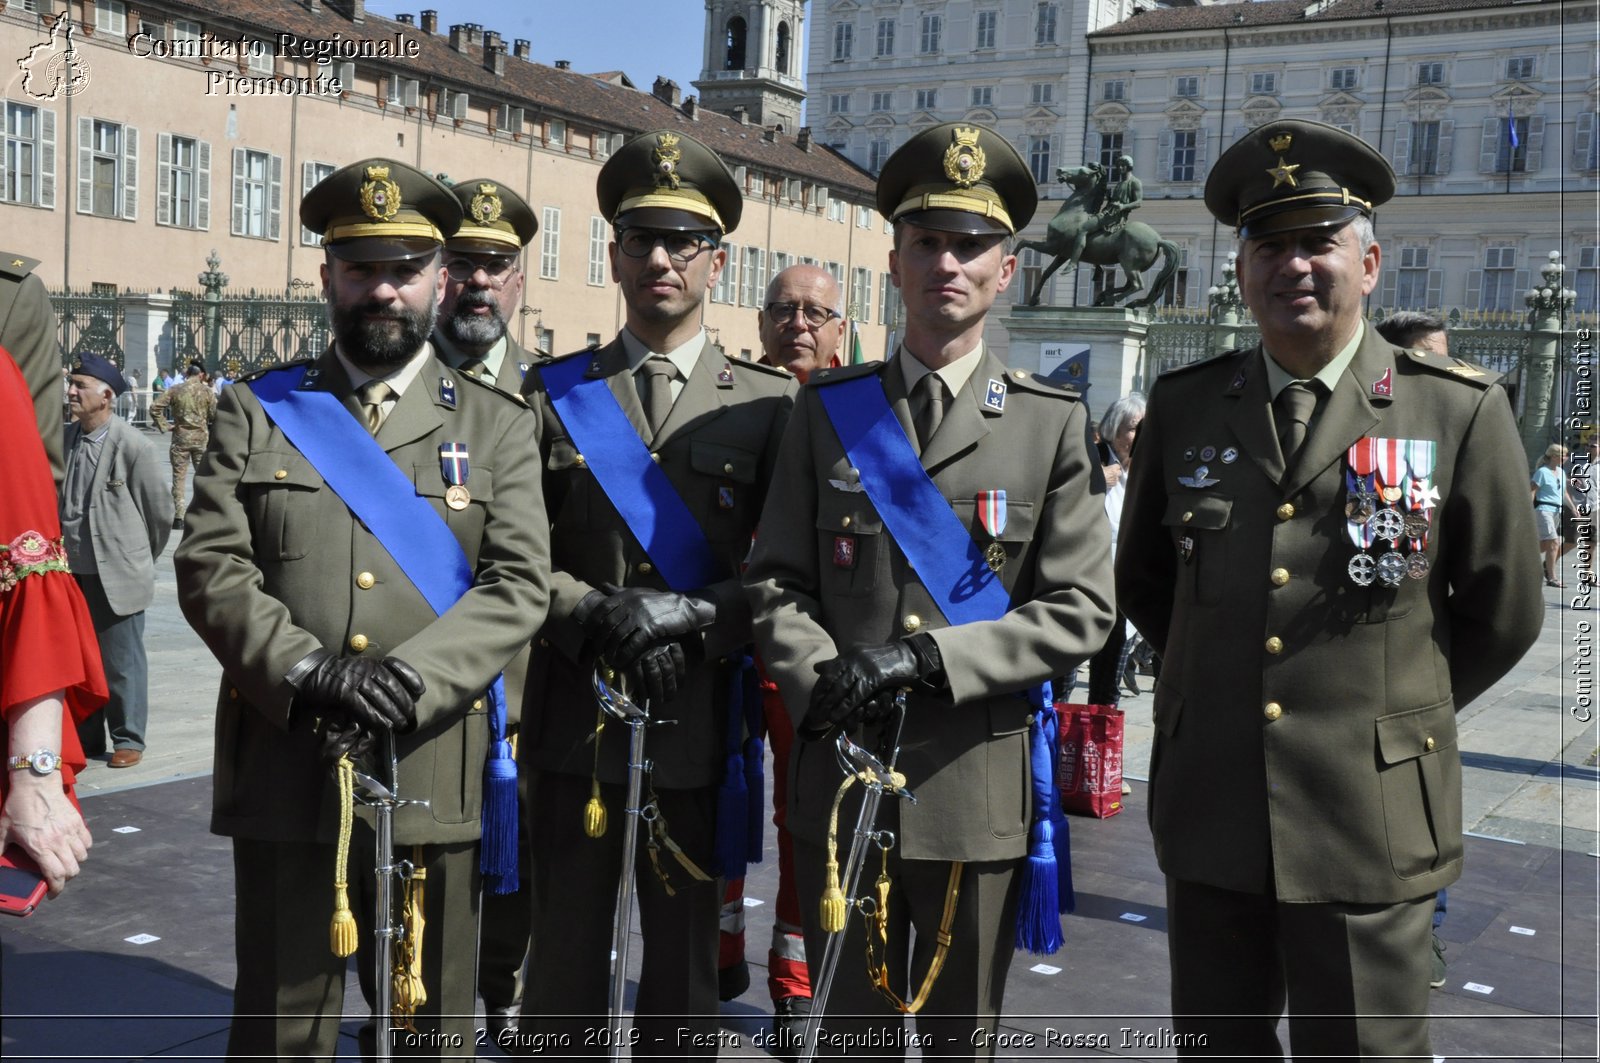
[300,157,463,260]
[1204,118,1395,239]
[875,122,1037,236]
[596,129,743,235]
[445,178,538,253]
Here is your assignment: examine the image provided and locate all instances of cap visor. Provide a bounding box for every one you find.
[325,236,442,262]
[896,208,1012,236]
[446,232,527,255]
[613,207,721,233]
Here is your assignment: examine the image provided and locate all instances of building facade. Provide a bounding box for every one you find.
[806,0,1596,364]
[0,0,895,371]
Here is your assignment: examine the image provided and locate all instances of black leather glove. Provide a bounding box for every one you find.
[802,641,922,740]
[584,586,714,673]
[319,718,375,765]
[290,651,424,732]
[630,642,687,707]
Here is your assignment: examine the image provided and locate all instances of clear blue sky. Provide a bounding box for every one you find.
[364,1,709,100]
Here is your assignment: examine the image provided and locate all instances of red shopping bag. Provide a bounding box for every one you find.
[1057,702,1124,818]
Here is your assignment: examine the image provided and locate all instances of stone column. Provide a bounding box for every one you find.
[119,292,173,426]
[1000,305,1149,409]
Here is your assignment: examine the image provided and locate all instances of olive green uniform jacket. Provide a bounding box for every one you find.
[0,254,64,482]
[1116,328,1543,904]
[150,376,217,446]
[519,336,796,788]
[175,348,551,844]
[744,353,1116,862]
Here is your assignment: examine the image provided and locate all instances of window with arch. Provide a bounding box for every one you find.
[725,18,746,70]
[776,22,791,74]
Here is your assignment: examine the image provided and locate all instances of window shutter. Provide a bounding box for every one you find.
[122,125,138,220]
[1436,120,1453,175]
[453,92,469,120]
[1576,113,1596,171]
[268,153,283,240]
[1513,269,1530,300]
[1391,121,1412,176]
[301,161,319,245]
[1426,269,1442,308]
[1158,129,1173,180]
[1465,269,1483,308]
[405,80,419,108]
[196,140,210,231]
[336,62,354,93]
[39,107,55,209]
[1193,128,1208,176]
[231,147,247,235]
[1380,266,1397,306]
[76,116,92,214]
[1525,115,1544,172]
[1478,117,1499,173]
[379,74,390,106]
[157,132,172,226]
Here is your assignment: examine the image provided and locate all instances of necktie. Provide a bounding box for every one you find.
[913,373,947,450]
[357,380,396,434]
[1274,381,1320,467]
[638,357,678,434]
[458,357,489,379]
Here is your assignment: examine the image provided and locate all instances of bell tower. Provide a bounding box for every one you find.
[693,0,807,132]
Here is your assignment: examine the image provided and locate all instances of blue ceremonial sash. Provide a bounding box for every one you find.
[539,355,721,591]
[248,364,520,892]
[538,353,761,875]
[817,371,1072,954]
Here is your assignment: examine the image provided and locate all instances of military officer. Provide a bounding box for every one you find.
[149,360,217,529]
[1116,119,1544,1060]
[744,122,1115,1057]
[518,129,796,1056]
[435,177,544,390]
[429,174,543,1040]
[173,158,550,1060]
[0,251,66,481]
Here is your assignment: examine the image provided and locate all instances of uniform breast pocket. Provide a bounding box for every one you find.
[414,463,495,544]
[241,451,324,561]
[816,492,885,598]
[688,439,759,543]
[1163,493,1232,607]
[949,497,1037,572]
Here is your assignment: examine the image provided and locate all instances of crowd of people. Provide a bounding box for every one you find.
[2,115,1586,1063]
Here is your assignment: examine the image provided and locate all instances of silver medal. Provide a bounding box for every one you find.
[1368,507,1406,545]
[1348,552,1376,587]
[1376,551,1407,587]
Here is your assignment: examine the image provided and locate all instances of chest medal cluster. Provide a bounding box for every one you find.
[1344,437,1438,587]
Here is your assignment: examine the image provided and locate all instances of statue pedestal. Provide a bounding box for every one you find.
[999,306,1149,410]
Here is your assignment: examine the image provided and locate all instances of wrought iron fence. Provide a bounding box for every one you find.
[166,290,329,379]
[51,287,127,367]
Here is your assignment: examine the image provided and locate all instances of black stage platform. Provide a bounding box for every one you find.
[2,775,1595,1060]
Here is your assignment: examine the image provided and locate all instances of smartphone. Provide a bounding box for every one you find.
[0,846,49,917]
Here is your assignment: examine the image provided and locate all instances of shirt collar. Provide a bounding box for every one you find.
[433,330,509,384]
[1262,322,1364,400]
[620,326,705,382]
[336,341,434,395]
[897,340,986,402]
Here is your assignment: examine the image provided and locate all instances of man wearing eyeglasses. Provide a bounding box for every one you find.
[434,178,541,393]
[517,130,796,1055]
[758,265,847,384]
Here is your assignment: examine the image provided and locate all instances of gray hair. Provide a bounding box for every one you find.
[1374,310,1446,349]
[1235,213,1376,259]
[1099,391,1147,441]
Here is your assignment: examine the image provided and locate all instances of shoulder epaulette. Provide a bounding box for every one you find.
[0,252,40,281]
[1004,368,1081,401]
[1401,346,1500,389]
[810,361,886,386]
[726,357,793,380]
[238,358,312,384]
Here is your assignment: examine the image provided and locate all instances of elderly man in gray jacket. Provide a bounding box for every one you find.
[61,353,173,767]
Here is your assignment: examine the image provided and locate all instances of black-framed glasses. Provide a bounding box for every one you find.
[764,302,840,328]
[444,255,521,286]
[615,228,717,266]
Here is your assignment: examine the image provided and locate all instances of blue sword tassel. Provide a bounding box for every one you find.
[1016,680,1071,954]
[713,658,752,881]
[480,675,519,894]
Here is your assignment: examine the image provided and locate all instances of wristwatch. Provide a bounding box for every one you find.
[7,749,61,775]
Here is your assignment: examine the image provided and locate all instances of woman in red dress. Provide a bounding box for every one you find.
[0,345,106,896]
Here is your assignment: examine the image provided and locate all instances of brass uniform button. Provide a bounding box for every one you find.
[723,462,734,474]
[1264,636,1283,654]
[1182,511,1194,523]
[349,634,370,652]
[1013,370,1027,381]
[575,454,587,467]
[229,687,239,700]
[356,572,376,590]
[1424,736,1436,752]
[637,561,654,574]
[472,698,484,711]
[538,637,549,647]
[274,469,288,480]
[1263,701,1283,721]
[1270,567,1290,587]
[1277,502,1295,521]
[841,515,852,528]
[650,452,662,464]
[902,614,921,634]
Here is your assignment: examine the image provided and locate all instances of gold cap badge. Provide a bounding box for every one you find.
[469,182,503,224]
[942,126,987,189]
[359,165,401,222]
[1269,133,1294,153]
[653,133,682,190]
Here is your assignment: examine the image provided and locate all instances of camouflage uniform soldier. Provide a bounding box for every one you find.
[149,361,216,527]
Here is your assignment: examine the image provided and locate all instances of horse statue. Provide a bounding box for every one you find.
[1016,165,1181,308]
